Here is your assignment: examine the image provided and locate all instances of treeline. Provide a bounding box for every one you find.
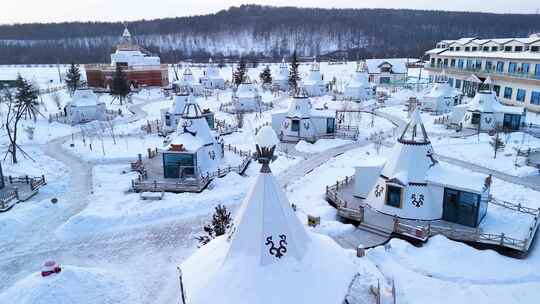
[1,5,540,64]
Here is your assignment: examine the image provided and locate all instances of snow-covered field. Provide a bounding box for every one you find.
[1,64,540,304]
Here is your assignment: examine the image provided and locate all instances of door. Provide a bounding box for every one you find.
[326,118,335,134]
[291,120,300,137]
[443,188,479,227]
[503,114,521,131]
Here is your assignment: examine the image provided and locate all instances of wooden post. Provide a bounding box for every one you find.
[177,267,187,304]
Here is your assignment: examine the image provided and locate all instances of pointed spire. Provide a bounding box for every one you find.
[182,98,203,119]
[399,108,429,144]
[255,126,279,173]
[208,57,213,64]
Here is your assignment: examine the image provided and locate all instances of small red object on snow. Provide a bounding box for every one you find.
[41,260,62,277]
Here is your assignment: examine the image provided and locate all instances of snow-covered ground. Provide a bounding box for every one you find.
[432,132,540,177]
[2,64,540,304]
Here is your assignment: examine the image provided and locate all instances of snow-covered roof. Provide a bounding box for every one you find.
[426,163,487,193]
[256,126,279,148]
[169,100,216,151]
[425,48,448,55]
[424,81,458,99]
[235,80,260,99]
[435,50,540,60]
[346,67,369,89]
[381,110,434,184]
[71,89,101,107]
[169,93,189,115]
[365,58,408,74]
[467,90,525,115]
[286,93,313,118]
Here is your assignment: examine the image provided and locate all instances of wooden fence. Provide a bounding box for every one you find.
[131,145,251,193]
[326,175,540,252]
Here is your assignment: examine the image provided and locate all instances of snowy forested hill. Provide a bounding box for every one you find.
[1,5,540,64]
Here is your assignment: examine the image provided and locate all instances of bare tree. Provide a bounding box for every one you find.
[2,87,33,163]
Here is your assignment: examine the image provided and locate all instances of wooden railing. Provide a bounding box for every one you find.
[131,145,251,193]
[326,175,540,252]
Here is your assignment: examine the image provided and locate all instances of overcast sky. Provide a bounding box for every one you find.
[2,0,539,24]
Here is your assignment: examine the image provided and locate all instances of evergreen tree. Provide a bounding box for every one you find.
[195,204,233,247]
[65,62,81,96]
[288,50,301,93]
[110,65,131,105]
[14,75,40,121]
[259,65,272,85]
[232,59,247,86]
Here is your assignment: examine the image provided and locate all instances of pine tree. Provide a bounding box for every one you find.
[111,65,131,105]
[15,75,40,121]
[259,65,272,85]
[232,59,247,86]
[65,62,81,96]
[195,204,233,247]
[288,50,301,93]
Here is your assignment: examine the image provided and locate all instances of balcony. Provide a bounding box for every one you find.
[426,64,540,82]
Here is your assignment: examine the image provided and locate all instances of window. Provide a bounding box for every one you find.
[516,89,526,102]
[291,120,300,132]
[455,79,462,89]
[504,46,512,52]
[448,78,454,86]
[535,64,540,76]
[443,58,449,67]
[482,46,489,51]
[455,47,461,51]
[385,185,402,208]
[380,77,391,84]
[163,152,195,178]
[504,87,513,99]
[458,59,464,69]
[485,61,493,71]
[493,85,501,97]
[430,58,435,66]
[465,47,471,51]
[466,59,474,70]
[532,46,540,52]
[496,61,504,73]
[491,46,498,52]
[522,63,530,74]
[515,46,523,52]
[449,47,455,51]
[450,59,456,67]
[531,91,540,105]
[472,47,478,51]
[475,60,482,70]
[508,62,517,74]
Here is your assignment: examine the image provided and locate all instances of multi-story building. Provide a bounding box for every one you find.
[85,27,169,88]
[425,34,540,112]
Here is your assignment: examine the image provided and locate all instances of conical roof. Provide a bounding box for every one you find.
[170,99,216,150]
[398,108,429,144]
[382,109,436,185]
[170,93,189,115]
[286,88,312,118]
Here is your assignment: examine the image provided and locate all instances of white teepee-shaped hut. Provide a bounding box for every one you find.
[230,77,262,112]
[302,57,327,97]
[272,57,290,91]
[201,58,225,89]
[421,72,460,113]
[161,88,191,133]
[272,88,336,142]
[181,126,355,304]
[344,61,372,102]
[353,109,491,226]
[162,98,222,178]
[174,67,203,96]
